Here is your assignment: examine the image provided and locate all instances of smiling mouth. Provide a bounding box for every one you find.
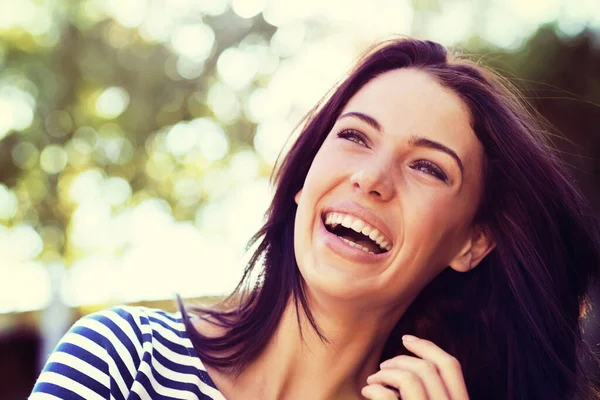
[322,212,392,255]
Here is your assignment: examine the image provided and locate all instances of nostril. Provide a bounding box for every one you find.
[350,169,391,199]
[352,181,382,197]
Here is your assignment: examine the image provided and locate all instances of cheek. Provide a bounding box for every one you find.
[293,197,315,272]
[293,145,346,265]
[300,147,344,200]
[401,194,464,259]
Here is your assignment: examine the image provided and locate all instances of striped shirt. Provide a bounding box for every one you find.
[30,306,226,400]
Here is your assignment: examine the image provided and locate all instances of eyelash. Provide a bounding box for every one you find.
[410,160,448,182]
[337,129,369,146]
[336,129,448,182]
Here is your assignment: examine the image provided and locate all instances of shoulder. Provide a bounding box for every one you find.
[61,305,198,356]
[59,305,182,359]
[31,305,225,400]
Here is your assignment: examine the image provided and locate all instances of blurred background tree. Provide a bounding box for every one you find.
[0,0,599,398]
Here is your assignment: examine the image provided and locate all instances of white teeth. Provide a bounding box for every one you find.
[340,237,376,254]
[341,215,354,228]
[323,211,392,252]
[351,219,365,232]
[368,229,380,241]
[325,213,333,225]
[335,213,343,224]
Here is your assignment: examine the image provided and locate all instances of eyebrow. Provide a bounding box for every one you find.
[337,111,465,178]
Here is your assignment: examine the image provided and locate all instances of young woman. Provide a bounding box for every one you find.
[31,38,600,400]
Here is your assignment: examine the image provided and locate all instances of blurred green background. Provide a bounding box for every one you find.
[1,0,600,398]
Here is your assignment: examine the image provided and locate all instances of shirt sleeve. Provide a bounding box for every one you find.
[30,307,146,400]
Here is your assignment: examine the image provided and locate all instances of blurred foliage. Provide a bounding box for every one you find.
[470,26,600,205]
[1,1,600,398]
[0,0,599,295]
[1,2,279,266]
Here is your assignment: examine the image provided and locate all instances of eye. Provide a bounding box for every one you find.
[337,129,370,148]
[410,160,448,182]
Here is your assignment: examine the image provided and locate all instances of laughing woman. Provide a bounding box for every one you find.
[32,38,600,400]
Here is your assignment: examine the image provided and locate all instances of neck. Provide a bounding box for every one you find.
[228,292,406,400]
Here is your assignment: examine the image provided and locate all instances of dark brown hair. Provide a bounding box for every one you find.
[179,38,600,399]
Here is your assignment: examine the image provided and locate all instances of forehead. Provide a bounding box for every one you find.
[341,68,483,181]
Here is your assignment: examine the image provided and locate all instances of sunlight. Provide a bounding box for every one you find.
[0,85,35,140]
[95,87,130,119]
[0,184,18,221]
[1,0,597,313]
[232,0,267,19]
[39,145,68,175]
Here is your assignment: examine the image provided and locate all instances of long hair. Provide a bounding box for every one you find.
[179,38,600,399]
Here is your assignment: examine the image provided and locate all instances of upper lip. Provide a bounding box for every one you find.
[321,201,394,247]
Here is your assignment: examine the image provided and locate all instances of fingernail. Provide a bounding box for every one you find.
[402,334,418,342]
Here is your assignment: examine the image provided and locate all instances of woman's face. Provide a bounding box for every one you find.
[294,68,488,309]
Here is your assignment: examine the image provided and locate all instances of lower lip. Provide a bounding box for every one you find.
[318,218,390,264]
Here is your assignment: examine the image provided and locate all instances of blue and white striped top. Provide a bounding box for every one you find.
[30,306,226,399]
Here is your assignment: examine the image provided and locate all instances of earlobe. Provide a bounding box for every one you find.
[449,226,496,273]
[449,251,473,273]
[294,189,302,205]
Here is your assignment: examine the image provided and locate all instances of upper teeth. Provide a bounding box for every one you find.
[324,212,392,252]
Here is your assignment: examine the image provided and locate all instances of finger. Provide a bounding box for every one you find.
[361,383,399,400]
[400,335,469,400]
[380,355,449,400]
[368,369,427,400]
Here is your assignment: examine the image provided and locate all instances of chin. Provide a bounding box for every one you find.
[299,259,379,303]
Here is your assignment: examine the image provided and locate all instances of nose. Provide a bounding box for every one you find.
[350,163,394,201]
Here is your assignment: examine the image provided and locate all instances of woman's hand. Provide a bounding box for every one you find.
[361,335,469,400]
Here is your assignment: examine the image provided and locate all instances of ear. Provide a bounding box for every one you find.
[449,225,495,273]
[294,189,303,205]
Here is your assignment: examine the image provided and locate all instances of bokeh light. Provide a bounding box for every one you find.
[0,84,35,140]
[0,0,598,318]
[39,145,68,175]
[0,185,18,221]
[95,87,130,119]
